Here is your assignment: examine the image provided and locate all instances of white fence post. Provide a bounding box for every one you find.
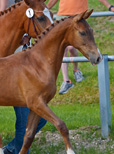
[97,54,112,138]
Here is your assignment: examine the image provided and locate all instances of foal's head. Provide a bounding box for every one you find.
[67,10,102,65]
[24,0,53,37]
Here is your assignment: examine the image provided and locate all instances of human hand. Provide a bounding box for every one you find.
[109,5,114,12]
[20,35,31,46]
[111,7,114,12]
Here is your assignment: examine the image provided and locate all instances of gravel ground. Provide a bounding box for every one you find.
[35,125,114,154]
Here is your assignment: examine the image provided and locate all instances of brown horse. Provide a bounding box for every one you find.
[0,0,53,150]
[0,10,102,154]
[0,0,53,57]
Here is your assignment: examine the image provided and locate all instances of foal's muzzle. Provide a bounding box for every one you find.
[89,48,103,65]
[90,54,103,65]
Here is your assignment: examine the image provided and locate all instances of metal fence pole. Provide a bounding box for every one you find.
[97,55,112,138]
[91,11,114,17]
[53,11,114,20]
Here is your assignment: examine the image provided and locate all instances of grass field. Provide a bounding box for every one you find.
[0,0,114,153]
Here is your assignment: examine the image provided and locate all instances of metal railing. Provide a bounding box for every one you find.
[91,11,114,17]
[63,55,114,62]
[53,11,114,19]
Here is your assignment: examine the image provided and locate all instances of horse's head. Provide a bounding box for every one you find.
[67,10,102,65]
[23,0,53,37]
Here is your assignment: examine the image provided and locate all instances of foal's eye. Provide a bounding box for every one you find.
[37,16,46,22]
[79,31,86,36]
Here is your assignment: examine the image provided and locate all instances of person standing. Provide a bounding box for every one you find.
[47,0,87,94]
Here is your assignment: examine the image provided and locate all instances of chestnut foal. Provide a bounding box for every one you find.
[0,0,53,57]
[0,10,102,154]
[0,0,53,151]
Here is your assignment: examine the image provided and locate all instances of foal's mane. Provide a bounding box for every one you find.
[23,16,72,52]
[0,0,23,16]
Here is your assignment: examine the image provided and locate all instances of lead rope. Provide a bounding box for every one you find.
[27,16,41,37]
[31,17,40,37]
[23,16,40,50]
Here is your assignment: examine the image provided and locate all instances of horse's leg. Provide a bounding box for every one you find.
[19,110,41,154]
[32,100,75,154]
[0,136,4,154]
[0,136,2,148]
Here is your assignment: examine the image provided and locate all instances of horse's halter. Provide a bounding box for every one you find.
[26,8,53,38]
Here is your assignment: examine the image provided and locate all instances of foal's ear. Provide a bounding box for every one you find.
[74,11,87,22]
[83,9,93,19]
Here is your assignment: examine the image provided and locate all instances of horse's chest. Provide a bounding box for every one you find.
[43,82,57,103]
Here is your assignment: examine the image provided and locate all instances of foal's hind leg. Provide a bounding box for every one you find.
[32,100,75,154]
[19,110,41,154]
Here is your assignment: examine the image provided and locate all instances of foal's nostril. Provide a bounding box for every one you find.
[97,56,100,64]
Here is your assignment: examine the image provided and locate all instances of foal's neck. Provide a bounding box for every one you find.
[31,17,72,78]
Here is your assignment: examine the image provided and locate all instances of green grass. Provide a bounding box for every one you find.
[44,103,101,131]
[0,104,101,133]
[1,0,114,153]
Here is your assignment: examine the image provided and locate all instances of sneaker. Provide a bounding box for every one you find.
[74,70,84,82]
[59,81,74,94]
[2,147,13,154]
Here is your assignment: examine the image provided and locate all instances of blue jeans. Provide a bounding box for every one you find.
[5,107,47,154]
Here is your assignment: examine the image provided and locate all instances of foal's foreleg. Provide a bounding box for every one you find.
[0,136,3,154]
[0,136,2,148]
[33,101,75,154]
[19,110,41,154]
